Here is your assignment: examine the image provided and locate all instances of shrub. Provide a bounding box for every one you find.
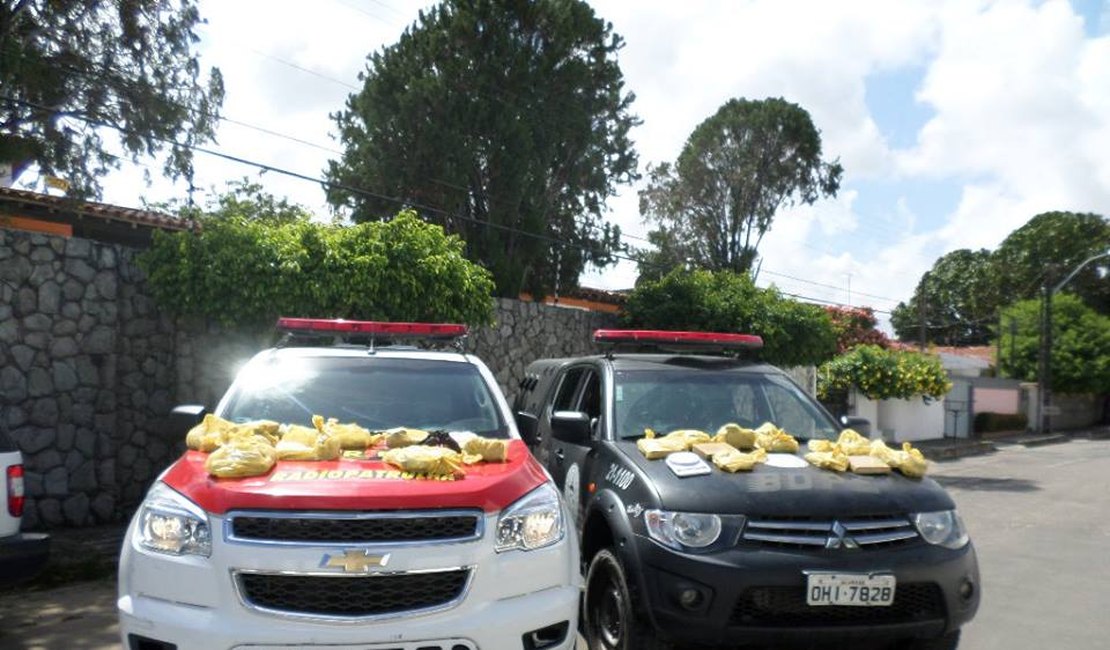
[818,345,952,402]
[973,412,1028,433]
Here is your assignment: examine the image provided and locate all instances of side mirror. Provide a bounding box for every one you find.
[515,411,540,447]
[168,404,208,440]
[841,415,871,436]
[551,410,591,445]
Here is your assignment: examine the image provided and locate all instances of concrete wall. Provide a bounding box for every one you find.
[877,397,947,442]
[0,228,617,528]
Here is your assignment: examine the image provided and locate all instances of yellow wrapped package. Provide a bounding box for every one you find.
[464,436,508,462]
[380,446,464,478]
[185,413,235,452]
[205,437,277,478]
[868,440,929,477]
[312,415,378,450]
[805,445,850,472]
[384,427,430,448]
[807,439,834,453]
[662,429,712,449]
[636,429,688,460]
[754,423,799,453]
[836,428,872,455]
[714,423,757,450]
[713,447,767,473]
[276,424,342,461]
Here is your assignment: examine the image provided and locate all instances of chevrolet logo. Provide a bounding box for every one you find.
[320,550,391,572]
[825,521,860,550]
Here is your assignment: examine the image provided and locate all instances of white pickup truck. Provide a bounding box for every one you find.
[0,428,50,587]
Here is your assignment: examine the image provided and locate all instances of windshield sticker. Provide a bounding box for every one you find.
[615,386,623,402]
[605,464,635,490]
[564,463,581,525]
[270,469,456,482]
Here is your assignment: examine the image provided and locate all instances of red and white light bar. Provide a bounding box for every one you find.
[594,329,763,349]
[276,318,468,339]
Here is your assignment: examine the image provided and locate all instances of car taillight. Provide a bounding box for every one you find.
[7,465,24,517]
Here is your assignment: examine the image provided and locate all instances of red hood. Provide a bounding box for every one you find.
[161,440,548,514]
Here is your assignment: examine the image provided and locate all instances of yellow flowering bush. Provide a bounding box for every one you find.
[818,345,951,402]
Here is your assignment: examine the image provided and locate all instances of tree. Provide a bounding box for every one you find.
[891,249,998,346]
[621,268,837,368]
[326,0,638,298]
[818,345,951,402]
[139,208,495,328]
[998,294,1110,395]
[0,0,224,198]
[825,306,891,353]
[148,178,314,225]
[637,97,842,277]
[993,211,1110,314]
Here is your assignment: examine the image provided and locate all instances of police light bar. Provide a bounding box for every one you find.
[594,329,763,349]
[276,318,468,339]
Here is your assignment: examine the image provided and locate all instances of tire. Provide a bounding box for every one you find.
[583,548,672,650]
[907,630,960,650]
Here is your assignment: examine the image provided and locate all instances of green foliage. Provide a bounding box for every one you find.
[973,412,1028,434]
[621,269,837,367]
[891,249,998,346]
[637,97,842,277]
[139,209,495,328]
[825,306,891,353]
[326,0,638,298]
[0,0,224,198]
[818,345,952,402]
[993,211,1110,313]
[998,294,1110,395]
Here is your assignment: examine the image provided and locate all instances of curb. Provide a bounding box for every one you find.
[1018,434,1070,447]
[919,442,996,462]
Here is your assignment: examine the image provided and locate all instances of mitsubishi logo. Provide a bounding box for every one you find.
[825,521,859,550]
[320,550,391,572]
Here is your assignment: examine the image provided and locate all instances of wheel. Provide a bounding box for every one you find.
[583,548,672,650]
[905,630,960,650]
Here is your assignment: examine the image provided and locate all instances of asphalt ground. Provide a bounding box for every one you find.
[2,436,1108,649]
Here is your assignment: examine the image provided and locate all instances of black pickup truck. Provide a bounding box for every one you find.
[513,329,979,650]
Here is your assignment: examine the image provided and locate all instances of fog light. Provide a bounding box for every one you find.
[958,579,975,601]
[679,588,703,609]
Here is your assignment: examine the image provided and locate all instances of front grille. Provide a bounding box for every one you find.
[742,515,919,550]
[238,569,471,618]
[730,582,946,627]
[230,512,481,544]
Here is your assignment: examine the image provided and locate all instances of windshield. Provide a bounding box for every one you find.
[613,368,839,441]
[222,355,509,438]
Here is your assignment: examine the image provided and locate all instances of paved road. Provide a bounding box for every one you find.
[2,438,1108,649]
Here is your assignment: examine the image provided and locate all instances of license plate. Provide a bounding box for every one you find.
[805,573,896,606]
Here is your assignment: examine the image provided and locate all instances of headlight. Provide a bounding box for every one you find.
[644,510,722,550]
[136,482,212,557]
[913,510,969,549]
[495,483,564,552]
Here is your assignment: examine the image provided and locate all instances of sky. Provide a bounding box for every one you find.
[35,0,1110,332]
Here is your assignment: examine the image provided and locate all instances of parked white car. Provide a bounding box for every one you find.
[118,319,580,650]
[0,428,50,587]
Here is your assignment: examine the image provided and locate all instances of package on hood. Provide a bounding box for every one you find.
[384,427,431,449]
[712,447,767,473]
[275,424,342,461]
[869,440,929,478]
[804,444,850,472]
[205,436,278,478]
[636,429,690,460]
[312,415,379,450]
[463,436,508,462]
[835,428,872,456]
[713,423,757,450]
[380,445,464,478]
[186,414,279,451]
[754,422,799,453]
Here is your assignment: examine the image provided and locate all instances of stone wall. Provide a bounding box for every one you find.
[1,228,617,528]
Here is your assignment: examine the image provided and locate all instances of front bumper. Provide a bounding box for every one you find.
[118,511,580,650]
[630,535,980,646]
[0,532,50,587]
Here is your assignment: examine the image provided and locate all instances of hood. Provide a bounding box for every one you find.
[614,442,954,517]
[161,440,547,515]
